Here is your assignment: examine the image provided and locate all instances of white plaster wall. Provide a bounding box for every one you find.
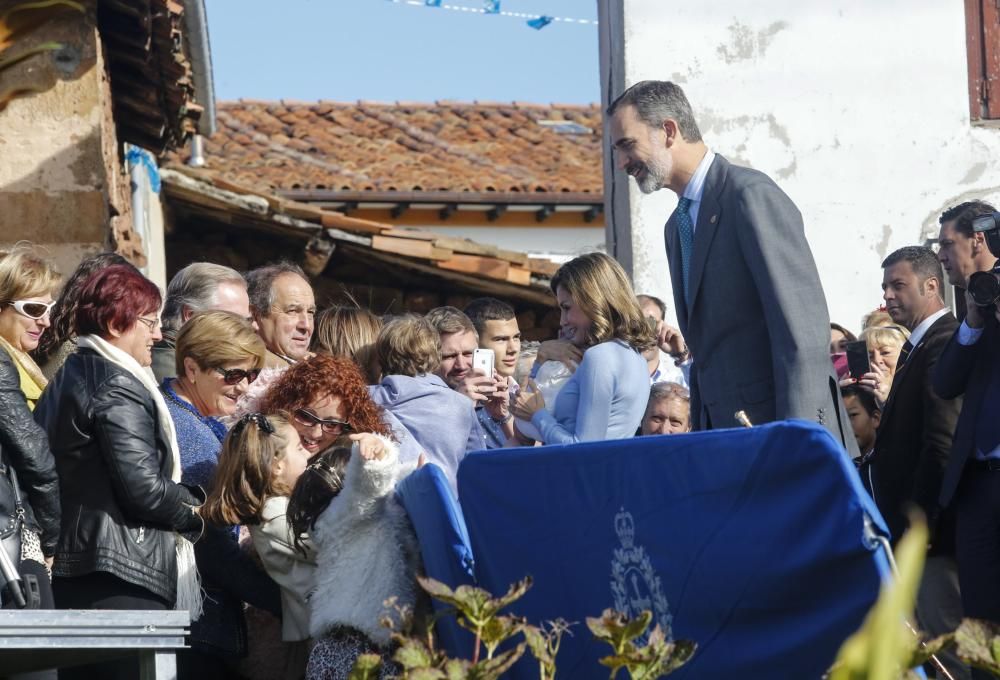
[608,0,1000,330]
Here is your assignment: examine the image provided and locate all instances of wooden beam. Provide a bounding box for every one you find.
[337,243,554,306]
[371,235,454,261]
[527,257,561,277]
[437,255,510,280]
[320,212,390,235]
[506,266,532,286]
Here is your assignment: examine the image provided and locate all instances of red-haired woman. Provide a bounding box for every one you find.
[260,354,420,461]
[35,264,204,680]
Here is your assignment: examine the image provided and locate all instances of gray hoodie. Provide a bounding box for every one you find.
[369,374,485,493]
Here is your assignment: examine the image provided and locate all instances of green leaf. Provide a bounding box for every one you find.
[907,632,955,668]
[419,576,532,631]
[954,619,1000,675]
[622,611,654,645]
[347,653,383,680]
[394,638,435,670]
[408,669,447,680]
[828,515,928,680]
[597,653,632,676]
[480,615,526,658]
[587,609,652,655]
[492,576,533,612]
[468,642,527,680]
[443,658,472,680]
[657,639,697,675]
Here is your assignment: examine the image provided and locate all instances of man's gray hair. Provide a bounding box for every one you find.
[607,80,703,143]
[648,381,690,405]
[162,262,246,332]
[245,261,308,317]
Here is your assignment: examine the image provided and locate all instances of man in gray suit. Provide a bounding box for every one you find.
[608,81,856,455]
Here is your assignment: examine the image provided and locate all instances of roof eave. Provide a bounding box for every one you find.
[278,189,604,206]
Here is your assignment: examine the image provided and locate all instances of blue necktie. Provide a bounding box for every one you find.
[675,196,694,305]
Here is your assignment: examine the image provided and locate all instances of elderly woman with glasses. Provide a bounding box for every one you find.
[0,245,60,613]
[35,264,204,680]
[159,311,282,678]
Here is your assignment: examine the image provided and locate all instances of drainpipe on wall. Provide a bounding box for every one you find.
[188,134,206,167]
[182,0,217,136]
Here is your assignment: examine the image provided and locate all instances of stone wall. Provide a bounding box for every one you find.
[0,8,142,277]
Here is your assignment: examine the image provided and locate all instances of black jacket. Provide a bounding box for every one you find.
[0,346,59,555]
[934,317,1000,507]
[862,312,960,550]
[34,348,202,603]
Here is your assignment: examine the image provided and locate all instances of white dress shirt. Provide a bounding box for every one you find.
[682,149,716,235]
[906,308,949,351]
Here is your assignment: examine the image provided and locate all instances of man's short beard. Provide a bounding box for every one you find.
[637,153,670,194]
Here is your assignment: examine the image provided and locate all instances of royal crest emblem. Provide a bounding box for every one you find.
[610,507,673,641]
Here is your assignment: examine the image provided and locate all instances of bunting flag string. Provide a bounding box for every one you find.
[385,0,598,29]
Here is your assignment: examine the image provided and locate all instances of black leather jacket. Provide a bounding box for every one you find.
[0,346,60,554]
[34,349,202,603]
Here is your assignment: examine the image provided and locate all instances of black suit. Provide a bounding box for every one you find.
[863,311,968,678]
[863,312,960,547]
[934,316,1000,635]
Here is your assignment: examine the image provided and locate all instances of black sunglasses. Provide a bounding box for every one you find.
[292,408,352,434]
[213,366,261,385]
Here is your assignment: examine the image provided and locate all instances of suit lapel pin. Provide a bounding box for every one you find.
[710,215,718,224]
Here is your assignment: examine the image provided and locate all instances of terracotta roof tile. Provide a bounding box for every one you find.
[168,100,603,196]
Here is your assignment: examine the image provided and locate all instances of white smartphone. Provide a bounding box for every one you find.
[472,348,495,379]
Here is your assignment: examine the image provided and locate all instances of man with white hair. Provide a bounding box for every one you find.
[151,262,251,381]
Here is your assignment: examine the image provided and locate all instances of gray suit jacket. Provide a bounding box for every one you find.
[666,154,857,455]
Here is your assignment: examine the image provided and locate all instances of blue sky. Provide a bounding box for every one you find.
[205,0,600,105]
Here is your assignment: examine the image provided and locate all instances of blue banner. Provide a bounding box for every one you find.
[447,421,889,679]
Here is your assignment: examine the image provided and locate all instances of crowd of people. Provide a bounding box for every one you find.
[826,200,1000,680]
[0,246,691,679]
[4,74,999,680]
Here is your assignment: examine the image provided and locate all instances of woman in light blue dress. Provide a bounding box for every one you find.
[512,252,654,444]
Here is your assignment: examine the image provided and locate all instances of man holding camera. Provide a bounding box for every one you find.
[934,203,1000,652]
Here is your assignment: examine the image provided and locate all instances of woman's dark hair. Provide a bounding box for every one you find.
[31,252,128,364]
[287,439,353,556]
[830,322,857,344]
[75,264,161,337]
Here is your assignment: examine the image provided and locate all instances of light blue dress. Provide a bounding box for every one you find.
[531,340,649,445]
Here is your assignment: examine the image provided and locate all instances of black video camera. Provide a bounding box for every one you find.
[968,212,1000,308]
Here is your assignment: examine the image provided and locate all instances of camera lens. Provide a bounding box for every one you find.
[968,270,1000,308]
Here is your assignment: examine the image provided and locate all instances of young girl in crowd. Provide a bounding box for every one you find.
[202,413,314,680]
[288,432,425,680]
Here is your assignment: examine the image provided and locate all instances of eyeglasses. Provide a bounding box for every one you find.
[292,408,351,434]
[136,316,160,332]
[213,366,261,385]
[3,300,55,320]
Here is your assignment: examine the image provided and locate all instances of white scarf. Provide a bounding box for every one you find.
[77,334,202,620]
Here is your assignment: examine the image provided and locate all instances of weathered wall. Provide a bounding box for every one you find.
[0,10,138,277]
[600,0,1000,330]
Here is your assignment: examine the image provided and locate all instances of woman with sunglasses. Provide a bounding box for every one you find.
[159,311,281,678]
[35,264,204,680]
[259,354,398,458]
[0,245,60,617]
